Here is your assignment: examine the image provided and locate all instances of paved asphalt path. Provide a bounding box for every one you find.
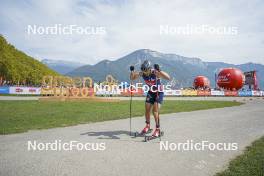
[0,98,264,176]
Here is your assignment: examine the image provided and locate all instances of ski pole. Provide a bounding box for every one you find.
[129,80,132,136]
[129,66,135,136]
[154,64,161,141]
[156,78,161,141]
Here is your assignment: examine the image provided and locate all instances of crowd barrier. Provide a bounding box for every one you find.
[9,86,41,95]
[0,86,41,95]
[238,91,253,96]
[181,90,197,96]
[164,90,182,96]
[197,90,211,96]
[0,86,263,97]
[96,89,121,96]
[120,88,144,96]
[224,90,238,96]
[0,86,9,94]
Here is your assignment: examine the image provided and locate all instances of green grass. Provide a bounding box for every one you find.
[0,100,242,134]
[216,136,264,176]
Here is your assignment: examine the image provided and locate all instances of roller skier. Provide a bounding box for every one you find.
[130,60,171,140]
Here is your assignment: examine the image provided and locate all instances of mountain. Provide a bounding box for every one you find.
[0,35,58,85]
[42,59,84,75]
[67,49,264,89]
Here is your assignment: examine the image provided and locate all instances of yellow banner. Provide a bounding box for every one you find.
[182,90,198,96]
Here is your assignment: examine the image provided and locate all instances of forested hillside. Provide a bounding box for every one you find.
[0,35,58,85]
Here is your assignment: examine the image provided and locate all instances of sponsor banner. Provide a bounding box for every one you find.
[238,91,252,97]
[0,86,10,94]
[197,90,211,96]
[211,90,225,96]
[96,89,121,95]
[145,90,179,96]
[224,91,238,96]
[164,90,174,96]
[173,90,182,96]
[120,88,144,96]
[182,90,197,96]
[252,91,261,96]
[10,87,41,95]
[96,90,107,95]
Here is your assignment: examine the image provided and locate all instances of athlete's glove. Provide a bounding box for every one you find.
[154,64,160,71]
[130,65,135,71]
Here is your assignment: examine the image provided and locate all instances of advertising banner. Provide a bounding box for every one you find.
[182,90,197,96]
[173,90,182,96]
[120,88,144,96]
[0,86,10,94]
[96,89,121,96]
[224,91,238,96]
[252,91,261,96]
[210,90,225,96]
[10,87,41,95]
[96,90,107,96]
[238,91,252,96]
[140,89,181,96]
[197,90,211,96]
[164,90,174,96]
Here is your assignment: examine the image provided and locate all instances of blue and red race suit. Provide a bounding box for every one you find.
[142,69,164,104]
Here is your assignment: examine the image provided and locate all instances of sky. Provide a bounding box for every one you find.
[0,0,263,65]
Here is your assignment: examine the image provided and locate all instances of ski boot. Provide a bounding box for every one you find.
[134,123,152,137]
[144,128,164,142]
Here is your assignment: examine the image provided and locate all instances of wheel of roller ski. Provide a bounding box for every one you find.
[134,132,139,137]
[160,131,164,136]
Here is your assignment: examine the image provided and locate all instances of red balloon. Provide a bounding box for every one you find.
[193,76,210,89]
[217,68,245,90]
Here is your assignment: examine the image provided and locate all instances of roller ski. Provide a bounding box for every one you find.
[133,124,153,137]
[144,128,164,142]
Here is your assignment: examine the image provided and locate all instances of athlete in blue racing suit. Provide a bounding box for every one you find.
[130,60,171,137]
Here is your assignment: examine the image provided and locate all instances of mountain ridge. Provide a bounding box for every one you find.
[41,59,85,74]
[67,49,264,89]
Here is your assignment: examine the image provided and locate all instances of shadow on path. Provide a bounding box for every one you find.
[81,130,131,139]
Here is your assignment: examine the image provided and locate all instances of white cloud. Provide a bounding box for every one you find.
[0,0,263,64]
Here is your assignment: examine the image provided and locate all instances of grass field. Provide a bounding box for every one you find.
[216,136,264,176]
[0,100,242,134]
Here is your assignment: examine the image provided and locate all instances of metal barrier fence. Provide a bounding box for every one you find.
[0,86,263,97]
